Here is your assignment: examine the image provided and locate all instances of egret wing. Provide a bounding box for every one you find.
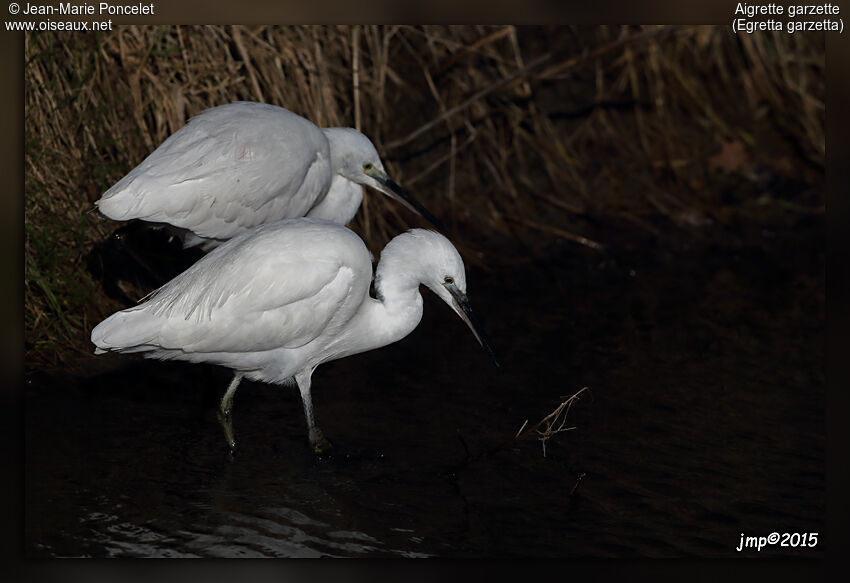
[91,220,372,355]
[96,103,333,239]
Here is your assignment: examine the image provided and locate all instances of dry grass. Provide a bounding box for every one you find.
[513,387,591,458]
[24,25,825,368]
[455,386,591,464]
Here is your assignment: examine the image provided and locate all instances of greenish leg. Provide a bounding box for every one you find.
[219,372,243,417]
[217,372,244,456]
[295,370,332,454]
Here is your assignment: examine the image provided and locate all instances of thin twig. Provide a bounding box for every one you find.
[536,25,688,81]
[384,51,552,151]
[232,26,263,102]
[527,387,589,458]
[514,419,529,440]
[352,25,361,132]
[405,128,477,186]
[510,217,605,252]
[457,387,591,467]
[433,26,514,79]
[569,472,586,497]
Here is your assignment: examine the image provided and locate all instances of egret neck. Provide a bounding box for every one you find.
[328,233,433,360]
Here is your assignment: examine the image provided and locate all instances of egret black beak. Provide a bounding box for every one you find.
[445,283,500,368]
[367,169,444,231]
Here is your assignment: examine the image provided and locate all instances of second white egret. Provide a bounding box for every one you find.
[95,102,441,249]
[91,219,498,453]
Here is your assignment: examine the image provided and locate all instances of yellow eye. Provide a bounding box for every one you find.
[363,162,373,171]
[444,276,454,285]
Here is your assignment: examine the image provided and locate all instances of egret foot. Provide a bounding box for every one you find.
[217,410,237,456]
[309,427,333,454]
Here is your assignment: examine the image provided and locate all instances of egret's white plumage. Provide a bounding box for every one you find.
[91,218,496,452]
[95,102,439,249]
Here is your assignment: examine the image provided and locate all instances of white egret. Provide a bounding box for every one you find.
[91,218,498,453]
[95,102,440,249]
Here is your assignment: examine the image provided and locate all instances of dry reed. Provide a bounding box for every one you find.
[24,25,824,367]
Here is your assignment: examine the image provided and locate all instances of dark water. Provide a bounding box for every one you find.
[25,220,825,558]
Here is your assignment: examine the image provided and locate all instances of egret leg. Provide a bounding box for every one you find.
[220,372,244,417]
[217,372,243,455]
[295,370,332,454]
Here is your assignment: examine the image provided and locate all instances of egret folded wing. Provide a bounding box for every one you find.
[96,103,332,240]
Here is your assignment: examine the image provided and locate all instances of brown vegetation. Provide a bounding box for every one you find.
[24,25,824,369]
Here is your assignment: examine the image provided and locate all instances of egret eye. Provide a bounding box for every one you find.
[363,162,374,171]
[444,276,454,285]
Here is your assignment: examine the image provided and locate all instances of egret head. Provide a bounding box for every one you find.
[382,229,499,368]
[324,128,443,230]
